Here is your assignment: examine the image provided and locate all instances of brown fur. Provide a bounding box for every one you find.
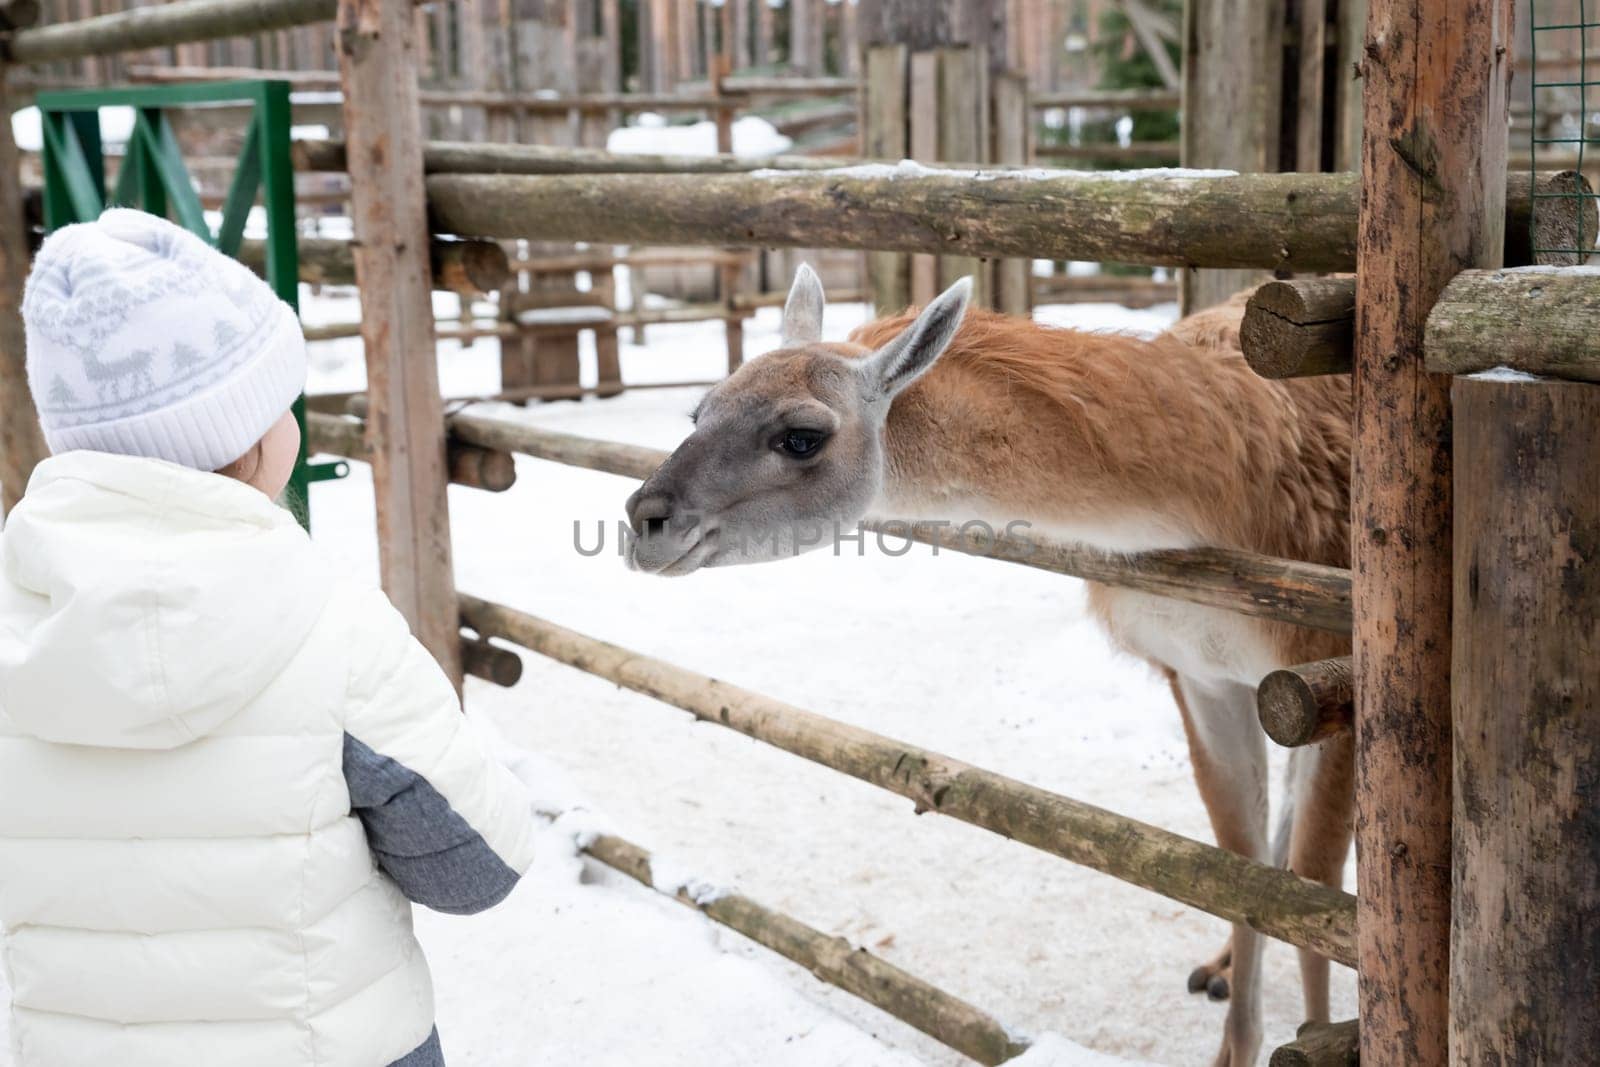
[849,303,1353,670]
[632,282,1356,1058]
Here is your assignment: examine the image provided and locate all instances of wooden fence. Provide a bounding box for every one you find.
[3,1,1598,1064]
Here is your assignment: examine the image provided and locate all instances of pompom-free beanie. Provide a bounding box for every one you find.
[21,209,306,472]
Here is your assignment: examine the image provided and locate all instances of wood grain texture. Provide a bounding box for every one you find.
[1269,1019,1359,1067]
[1258,656,1354,748]
[235,234,509,294]
[0,76,47,515]
[461,593,1360,967]
[1240,278,1357,379]
[1352,1,1512,1062]
[459,634,522,687]
[1240,171,1594,379]
[1425,268,1600,382]
[336,0,461,687]
[1179,0,1282,311]
[1451,378,1600,1065]
[424,169,1365,271]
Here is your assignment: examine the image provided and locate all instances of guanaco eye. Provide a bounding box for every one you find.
[776,429,828,458]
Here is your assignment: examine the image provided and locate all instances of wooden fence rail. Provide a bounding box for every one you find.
[423,168,1585,275]
[459,593,1359,967]
[426,412,1355,631]
[4,0,337,63]
[572,828,1029,1065]
[295,138,848,176]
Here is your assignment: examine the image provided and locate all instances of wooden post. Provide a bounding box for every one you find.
[336,0,464,687]
[1179,0,1283,312]
[1295,0,1328,171]
[0,66,47,515]
[1352,1,1511,1063]
[1451,377,1600,1065]
[861,43,910,314]
[713,29,743,374]
[674,0,697,85]
[753,0,771,67]
[1333,0,1368,172]
[990,70,1030,316]
[790,0,822,75]
[859,0,1012,310]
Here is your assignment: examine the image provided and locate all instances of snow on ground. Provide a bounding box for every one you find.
[293,286,1356,1065]
[606,112,794,157]
[1,285,1355,1066]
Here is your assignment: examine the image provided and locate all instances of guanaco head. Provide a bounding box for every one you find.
[625,264,971,576]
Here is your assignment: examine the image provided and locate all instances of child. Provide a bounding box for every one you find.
[0,210,539,1067]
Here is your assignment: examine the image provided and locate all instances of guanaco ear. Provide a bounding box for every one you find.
[865,277,972,400]
[781,263,826,344]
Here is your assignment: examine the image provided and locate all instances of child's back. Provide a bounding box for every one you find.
[0,212,537,1067]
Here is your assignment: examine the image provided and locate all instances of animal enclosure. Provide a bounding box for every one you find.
[1,1,1597,1065]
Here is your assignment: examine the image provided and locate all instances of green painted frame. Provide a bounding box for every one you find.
[34,79,345,530]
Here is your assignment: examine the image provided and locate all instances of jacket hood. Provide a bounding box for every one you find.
[0,452,333,749]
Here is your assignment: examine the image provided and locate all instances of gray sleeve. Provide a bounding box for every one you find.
[343,734,521,915]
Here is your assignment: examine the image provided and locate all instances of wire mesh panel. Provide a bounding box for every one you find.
[1530,0,1600,261]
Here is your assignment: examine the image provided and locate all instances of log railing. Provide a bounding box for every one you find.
[460,593,1359,968]
[423,168,1588,275]
[4,0,339,64]
[569,826,1029,1065]
[360,412,1352,632]
[1242,266,1600,384]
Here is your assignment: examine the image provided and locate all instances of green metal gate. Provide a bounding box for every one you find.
[35,79,344,529]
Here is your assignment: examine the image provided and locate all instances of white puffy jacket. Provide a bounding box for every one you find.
[0,452,539,1067]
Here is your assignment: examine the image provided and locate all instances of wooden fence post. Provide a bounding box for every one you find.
[1352,0,1511,1062]
[861,43,909,314]
[336,0,463,688]
[0,70,48,515]
[1179,0,1283,313]
[1451,376,1600,1064]
[713,26,743,374]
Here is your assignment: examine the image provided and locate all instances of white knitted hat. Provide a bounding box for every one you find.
[22,209,306,472]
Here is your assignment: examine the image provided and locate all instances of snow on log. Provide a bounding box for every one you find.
[1257,656,1354,748]
[1424,268,1600,382]
[1240,172,1596,378]
[444,413,1353,631]
[576,832,1030,1065]
[458,593,1360,968]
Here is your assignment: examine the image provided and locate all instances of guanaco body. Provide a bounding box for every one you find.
[626,267,1354,1067]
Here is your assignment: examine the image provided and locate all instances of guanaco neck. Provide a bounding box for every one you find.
[865,313,1351,564]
